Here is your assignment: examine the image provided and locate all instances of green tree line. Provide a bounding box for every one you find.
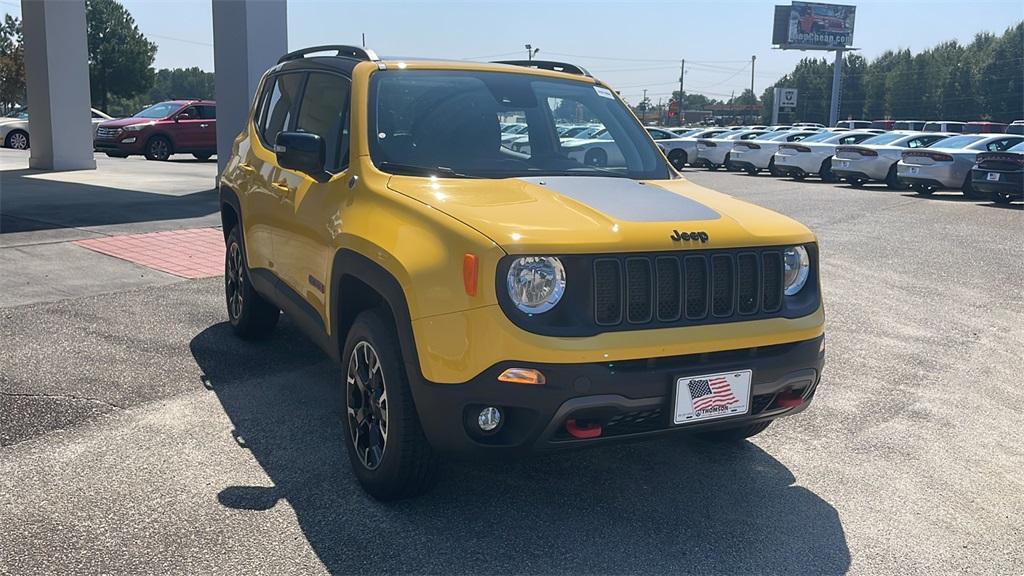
[0,0,213,117]
[761,23,1023,124]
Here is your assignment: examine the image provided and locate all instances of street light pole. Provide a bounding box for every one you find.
[525,44,539,61]
[678,58,686,126]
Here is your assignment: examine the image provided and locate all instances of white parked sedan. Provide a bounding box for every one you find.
[657,128,730,169]
[897,133,1024,197]
[773,130,877,181]
[695,129,771,170]
[728,130,821,175]
[0,107,113,149]
[830,131,950,188]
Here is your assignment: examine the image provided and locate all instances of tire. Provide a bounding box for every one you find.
[698,421,772,442]
[792,172,806,181]
[225,227,279,339]
[819,158,837,183]
[144,135,172,161]
[745,166,759,176]
[885,163,906,190]
[913,184,935,196]
[667,149,687,170]
[707,163,720,171]
[342,309,439,501]
[105,152,128,158]
[992,192,1013,205]
[5,130,29,150]
[847,177,865,188]
[193,152,213,161]
[584,148,607,168]
[723,153,735,171]
[768,157,781,177]
[961,175,983,199]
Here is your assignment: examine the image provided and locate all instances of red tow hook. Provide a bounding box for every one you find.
[774,391,804,409]
[565,419,603,439]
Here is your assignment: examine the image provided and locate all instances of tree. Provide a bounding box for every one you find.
[86,0,157,112]
[0,14,25,112]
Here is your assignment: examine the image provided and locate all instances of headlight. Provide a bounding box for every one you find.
[783,245,810,296]
[506,257,566,314]
[123,124,146,132]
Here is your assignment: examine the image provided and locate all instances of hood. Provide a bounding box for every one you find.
[387,175,814,254]
[99,117,159,129]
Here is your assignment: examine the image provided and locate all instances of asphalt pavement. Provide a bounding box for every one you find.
[1,154,1022,575]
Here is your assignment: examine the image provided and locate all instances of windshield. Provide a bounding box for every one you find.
[672,128,700,137]
[930,135,983,149]
[757,131,793,141]
[1008,141,1024,152]
[861,133,907,145]
[5,107,28,119]
[134,102,182,119]
[369,70,670,179]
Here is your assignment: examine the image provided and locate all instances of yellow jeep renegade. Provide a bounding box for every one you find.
[219,46,825,500]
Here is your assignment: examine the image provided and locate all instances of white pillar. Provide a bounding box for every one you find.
[21,0,95,171]
[212,0,288,176]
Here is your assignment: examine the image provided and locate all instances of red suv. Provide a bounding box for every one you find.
[94,99,217,161]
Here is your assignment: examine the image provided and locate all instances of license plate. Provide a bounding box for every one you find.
[673,370,752,425]
[987,172,1001,181]
[837,160,850,169]
[909,166,920,175]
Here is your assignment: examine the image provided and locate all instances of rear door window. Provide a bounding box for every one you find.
[197,105,216,120]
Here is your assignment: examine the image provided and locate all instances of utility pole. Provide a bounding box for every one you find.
[750,55,756,124]
[678,58,686,126]
[642,88,648,124]
[361,33,366,48]
[829,49,844,127]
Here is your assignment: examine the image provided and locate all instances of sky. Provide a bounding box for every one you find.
[3,0,1022,104]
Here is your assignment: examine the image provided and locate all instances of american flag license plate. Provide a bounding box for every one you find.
[673,370,752,425]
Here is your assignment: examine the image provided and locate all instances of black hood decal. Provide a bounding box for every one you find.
[517,176,720,222]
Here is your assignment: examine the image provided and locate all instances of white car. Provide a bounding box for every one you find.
[897,133,1024,197]
[657,128,731,169]
[728,130,822,175]
[773,130,877,181]
[695,129,771,170]
[830,131,950,188]
[0,107,113,149]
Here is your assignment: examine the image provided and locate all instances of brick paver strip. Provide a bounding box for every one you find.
[74,228,225,279]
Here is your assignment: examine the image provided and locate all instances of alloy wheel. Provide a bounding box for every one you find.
[149,139,170,160]
[8,132,28,150]
[347,341,389,470]
[225,242,244,320]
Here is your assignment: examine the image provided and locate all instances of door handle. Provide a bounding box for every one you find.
[271,181,291,195]
[238,162,255,173]
[200,123,209,128]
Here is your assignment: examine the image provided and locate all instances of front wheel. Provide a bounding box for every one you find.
[225,227,279,338]
[962,175,983,199]
[105,152,128,158]
[885,163,906,190]
[144,136,172,161]
[992,192,1014,205]
[342,309,439,501]
[913,184,935,196]
[768,157,781,177]
[697,421,772,442]
[819,158,837,183]
[193,152,213,161]
[745,166,759,176]
[847,177,865,188]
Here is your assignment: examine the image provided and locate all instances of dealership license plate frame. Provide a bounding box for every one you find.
[909,166,920,175]
[673,370,752,425]
[987,172,1000,181]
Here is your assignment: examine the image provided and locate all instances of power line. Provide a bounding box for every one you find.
[149,33,213,48]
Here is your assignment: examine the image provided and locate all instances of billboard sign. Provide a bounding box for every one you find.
[773,2,856,50]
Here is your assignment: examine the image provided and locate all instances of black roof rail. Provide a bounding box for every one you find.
[492,60,592,77]
[278,45,380,64]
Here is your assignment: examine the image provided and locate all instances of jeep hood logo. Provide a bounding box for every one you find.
[671,230,709,243]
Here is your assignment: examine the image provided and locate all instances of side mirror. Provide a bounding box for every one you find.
[175,113,190,122]
[275,131,325,178]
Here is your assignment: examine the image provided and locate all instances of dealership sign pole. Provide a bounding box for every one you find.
[772,1,856,127]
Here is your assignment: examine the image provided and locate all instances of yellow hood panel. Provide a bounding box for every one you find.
[387,175,815,254]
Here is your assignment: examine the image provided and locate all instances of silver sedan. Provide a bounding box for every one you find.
[657,127,731,169]
[728,130,821,175]
[897,133,1024,198]
[830,131,950,188]
[772,130,877,181]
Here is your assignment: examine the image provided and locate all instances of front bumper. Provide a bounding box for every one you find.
[94,136,145,154]
[409,335,825,455]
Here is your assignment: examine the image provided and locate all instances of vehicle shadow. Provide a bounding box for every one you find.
[899,192,983,203]
[0,168,217,233]
[191,322,851,575]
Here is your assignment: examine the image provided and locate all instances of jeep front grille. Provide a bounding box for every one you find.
[594,249,784,327]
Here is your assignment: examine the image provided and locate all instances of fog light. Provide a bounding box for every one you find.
[122,137,136,144]
[478,406,502,432]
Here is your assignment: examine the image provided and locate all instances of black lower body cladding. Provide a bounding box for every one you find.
[408,335,825,456]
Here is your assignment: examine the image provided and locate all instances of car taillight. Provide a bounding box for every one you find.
[699,140,717,148]
[738,142,761,149]
[838,146,877,157]
[903,151,954,162]
[781,144,811,152]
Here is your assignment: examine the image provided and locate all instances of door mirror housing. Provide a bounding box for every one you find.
[275,131,326,179]
[175,113,190,121]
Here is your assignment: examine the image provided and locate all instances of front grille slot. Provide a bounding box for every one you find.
[594,259,623,325]
[590,248,788,330]
[625,258,653,323]
[95,127,119,139]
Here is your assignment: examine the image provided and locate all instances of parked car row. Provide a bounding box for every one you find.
[837,119,1023,134]
[655,124,1022,204]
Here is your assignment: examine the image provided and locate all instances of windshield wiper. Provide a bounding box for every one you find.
[377,162,477,179]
